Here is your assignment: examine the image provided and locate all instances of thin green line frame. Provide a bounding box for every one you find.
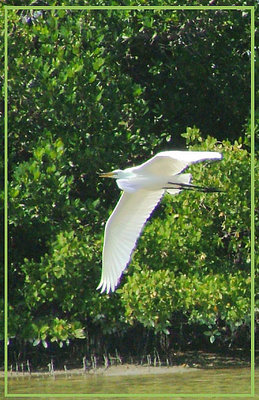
[4,6,9,400]
[4,4,255,398]
[3,393,257,399]
[3,5,255,10]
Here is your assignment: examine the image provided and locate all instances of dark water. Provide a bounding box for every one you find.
[2,366,257,399]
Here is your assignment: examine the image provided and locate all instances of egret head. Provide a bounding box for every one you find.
[99,169,123,179]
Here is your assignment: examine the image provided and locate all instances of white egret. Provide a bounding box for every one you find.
[97,150,222,294]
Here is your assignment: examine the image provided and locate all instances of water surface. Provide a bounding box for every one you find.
[3,365,257,399]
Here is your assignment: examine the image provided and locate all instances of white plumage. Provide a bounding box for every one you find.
[97,151,222,293]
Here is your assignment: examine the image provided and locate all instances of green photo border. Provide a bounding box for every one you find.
[4,4,255,398]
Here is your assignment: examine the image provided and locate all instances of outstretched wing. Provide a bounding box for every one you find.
[97,189,164,293]
[134,151,222,176]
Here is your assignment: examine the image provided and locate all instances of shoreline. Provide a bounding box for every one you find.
[2,363,196,378]
[1,350,252,378]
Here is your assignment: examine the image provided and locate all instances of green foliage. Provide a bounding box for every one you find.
[119,132,254,344]
[1,4,256,357]
[121,269,250,337]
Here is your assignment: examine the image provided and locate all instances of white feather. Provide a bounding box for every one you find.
[97,150,222,293]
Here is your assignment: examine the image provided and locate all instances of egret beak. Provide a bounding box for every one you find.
[99,171,115,178]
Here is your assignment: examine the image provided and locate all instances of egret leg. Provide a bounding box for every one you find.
[164,182,223,193]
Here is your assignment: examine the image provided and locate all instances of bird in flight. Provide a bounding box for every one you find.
[97,150,222,294]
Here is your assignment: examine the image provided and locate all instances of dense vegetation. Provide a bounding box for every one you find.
[1,0,257,368]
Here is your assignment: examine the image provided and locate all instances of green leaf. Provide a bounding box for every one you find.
[93,58,105,71]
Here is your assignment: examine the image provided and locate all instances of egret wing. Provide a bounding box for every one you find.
[97,189,164,293]
[134,151,222,176]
